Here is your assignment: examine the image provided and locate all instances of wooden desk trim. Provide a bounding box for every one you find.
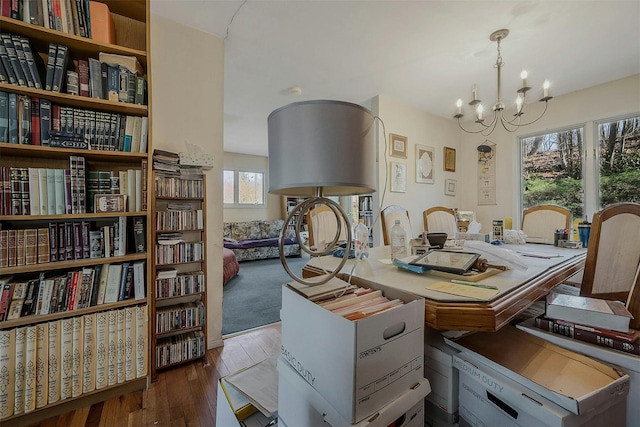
[302,253,586,332]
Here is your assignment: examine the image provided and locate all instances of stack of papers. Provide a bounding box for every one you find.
[223,357,278,418]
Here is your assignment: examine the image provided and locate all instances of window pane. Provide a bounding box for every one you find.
[597,116,640,208]
[521,128,584,219]
[223,170,235,204]
[238,171,264,205]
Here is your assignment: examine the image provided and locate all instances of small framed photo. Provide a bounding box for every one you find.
[389,133,408,158]
[415,145,434,184]
[390,161,407,193]
[445,178,457,196]
[444,146,456,172]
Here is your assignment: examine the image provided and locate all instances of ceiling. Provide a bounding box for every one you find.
[151,0,640,157]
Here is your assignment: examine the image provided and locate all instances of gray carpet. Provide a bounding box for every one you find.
[222,256,309,335]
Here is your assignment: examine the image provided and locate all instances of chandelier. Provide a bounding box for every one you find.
[454,29,552,136]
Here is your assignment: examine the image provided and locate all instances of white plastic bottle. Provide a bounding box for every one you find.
[390,219,407,260]
[354,219,370,260]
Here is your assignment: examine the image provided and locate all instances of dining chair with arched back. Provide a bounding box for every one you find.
[579,203,640,304]
[307,205,349,249]
[381,205,412,246]
[521,204,571,244]
[423,206,457,238]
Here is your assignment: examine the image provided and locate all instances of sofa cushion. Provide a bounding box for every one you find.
[230,221,262,241]
[260,219,285,239]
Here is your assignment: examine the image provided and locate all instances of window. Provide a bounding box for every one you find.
[223,169,265,206]
[519,113,640,222]
[596,115,640,208]
[520,126,585,219]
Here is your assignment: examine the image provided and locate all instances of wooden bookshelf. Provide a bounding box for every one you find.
[150,172,207,380]
[0,1,152,425]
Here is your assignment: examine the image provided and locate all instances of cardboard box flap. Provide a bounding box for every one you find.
[445,325,629,414]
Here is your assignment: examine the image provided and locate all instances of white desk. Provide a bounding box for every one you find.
[302,244,586,331]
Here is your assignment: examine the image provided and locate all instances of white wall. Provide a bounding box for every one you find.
[457,74,640,231]
[372,95,462,241]
[223,152,282,222]
[150,15,225,348]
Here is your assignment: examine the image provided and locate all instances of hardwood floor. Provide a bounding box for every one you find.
[27,323,282,427]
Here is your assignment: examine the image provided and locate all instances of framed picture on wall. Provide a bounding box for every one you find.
[445,178,457,196]
[444,146,456,172]
[389,133,408,158]
[390,161,407,192]
[416,145,434,184]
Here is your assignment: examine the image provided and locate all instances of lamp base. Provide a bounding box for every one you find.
[279,196,353,286]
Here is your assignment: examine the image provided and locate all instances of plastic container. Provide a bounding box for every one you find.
[390,219,407,260]
[354,219,370,260]
[578,218,591,248]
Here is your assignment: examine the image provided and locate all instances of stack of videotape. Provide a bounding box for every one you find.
[280,274,429,425]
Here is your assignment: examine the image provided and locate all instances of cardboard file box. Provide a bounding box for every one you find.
[280,276,425,423]
[517,318,639,427]
[454,352,627,427]
[424,400,458,427]
[445,326,630,416]
[424,328,459,423]
[278,358,430,427]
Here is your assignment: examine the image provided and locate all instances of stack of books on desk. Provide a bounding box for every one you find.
[534,292,639,355]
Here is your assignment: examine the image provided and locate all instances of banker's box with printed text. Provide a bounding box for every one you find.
[424,328,459,424]
[454,352,627,427]
[516,318,640,427]
[280,275,425,423]
[278,358,429,427]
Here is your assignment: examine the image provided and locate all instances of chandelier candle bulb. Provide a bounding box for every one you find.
[520,70,528,88]
[472,85,478,101]
[456,99,463,115]
[516,96,523,114]
[543,80,550,98]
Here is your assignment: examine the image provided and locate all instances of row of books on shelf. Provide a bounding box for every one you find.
[155,330,205,369]
[0,217,144,268]
[0,29,147,105]
[0,92,148,152]
[0,32,44,88]
[288,278,406,321]
[154,175,205,198]
[1,0,99,40]
[155,238,204,266]
[87,164,147,213]
[0,305,148,419]
[0,260,145,322]
[1,162,146,216]
[534,291,639,355]
[155,269,205,299]
[1,159,87,216]
[155,301,205,334]
[155,208,204,231]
